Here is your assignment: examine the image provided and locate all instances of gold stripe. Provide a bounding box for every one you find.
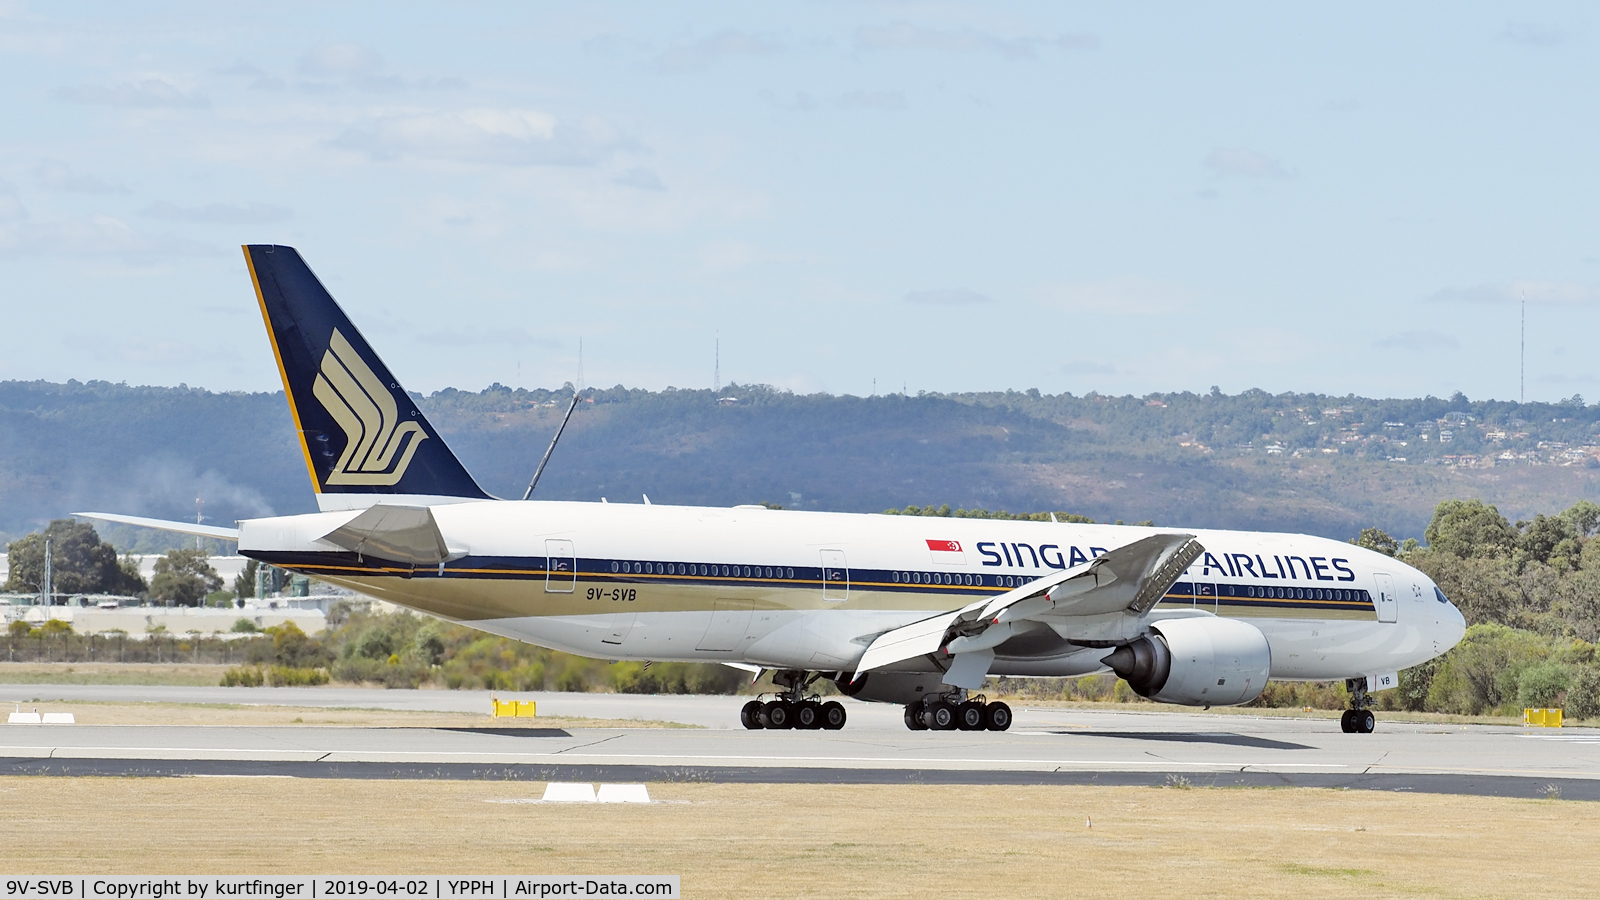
[243,246,320,493]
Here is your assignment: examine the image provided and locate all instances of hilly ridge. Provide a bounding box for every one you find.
[4,379,1600,548]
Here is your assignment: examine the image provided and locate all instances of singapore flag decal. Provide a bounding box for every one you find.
[926,539,967,565]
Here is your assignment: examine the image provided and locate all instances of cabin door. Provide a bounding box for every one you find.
[1372,572,1399,623]
[820,550,849,602]
[545,539,576,593]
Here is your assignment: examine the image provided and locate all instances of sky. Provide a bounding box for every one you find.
[2,2,1598,402]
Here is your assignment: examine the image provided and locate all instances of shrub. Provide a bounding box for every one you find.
[1516,661,1572,710]
[1568,667,1600,721]
[221,666,264,687]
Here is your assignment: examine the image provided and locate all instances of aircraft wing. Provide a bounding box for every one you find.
[74,512,240,542]
[853,533,1203,687]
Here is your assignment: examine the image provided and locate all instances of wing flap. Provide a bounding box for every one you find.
[854,533,1204,676]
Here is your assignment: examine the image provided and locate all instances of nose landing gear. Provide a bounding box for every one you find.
[739,670,847,731]
[1341,677,1377,734]
[903,692,1011,732]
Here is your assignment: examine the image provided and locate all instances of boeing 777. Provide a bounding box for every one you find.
[81,245,1467,733]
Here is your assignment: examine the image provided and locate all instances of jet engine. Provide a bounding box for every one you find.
[1101,616,1271,706]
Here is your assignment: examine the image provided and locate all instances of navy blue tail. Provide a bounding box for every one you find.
[244,244,491,506]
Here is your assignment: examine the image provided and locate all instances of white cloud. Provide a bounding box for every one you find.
[0,214,217,258]
[329,108,635,167]
[1428,280,1600,306]
[141,201,292,224]
[422,325,559,348]
[758,90,819,112]
[855,23,1099,60]
[656,31,783,73]
[613,167,665,191]
[905,288,992,305]
[300,42,383,76]
[1502,23,1563,47]
[1375,330,1460,351]
[836,90,906,111]
[1204,147,1294,179]
[1060,360,1117,375]
[33,159,124,193]
[54,78,208,108]
[0,179,25,222]
[1038,278,1191,315]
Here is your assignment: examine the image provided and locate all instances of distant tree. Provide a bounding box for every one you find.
[1351,527,1400,557]
[1516,514,1580,571]
[1560,500,1600,538]
[1424,499,1517,559]
[148,548,223,606]
[4,519,145,597]
[233,559,259,599]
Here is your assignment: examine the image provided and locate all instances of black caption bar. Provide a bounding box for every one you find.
[1,879,679,900]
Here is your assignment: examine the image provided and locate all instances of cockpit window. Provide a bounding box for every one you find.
[1434,586,1450,604]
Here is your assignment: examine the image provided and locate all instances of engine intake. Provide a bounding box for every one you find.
[1102,617,1271,706]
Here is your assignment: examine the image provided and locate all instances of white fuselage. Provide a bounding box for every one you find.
[239,500,1466,683]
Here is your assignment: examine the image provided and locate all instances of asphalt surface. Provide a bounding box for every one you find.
[2,685,1597,799]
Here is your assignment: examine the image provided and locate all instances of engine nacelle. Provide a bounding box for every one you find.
[1102,617,1271,706]
[835,671,943,705]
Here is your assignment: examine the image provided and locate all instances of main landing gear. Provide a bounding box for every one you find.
[1341,677,1377,734]
[903,692,1012,732]
[740,670,847,731]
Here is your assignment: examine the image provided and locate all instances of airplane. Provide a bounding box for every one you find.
[80,245,1467,735]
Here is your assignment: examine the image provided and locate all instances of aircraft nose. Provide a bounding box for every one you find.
[1438,590,1466,652]
[1447,601,1466,645]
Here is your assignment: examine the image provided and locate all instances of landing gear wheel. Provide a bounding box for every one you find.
[795,701,822,730]
[820,701,847,730]
[1340,710,1356,733]
[740,700,764,730]
[957,701,986,731]
[904,703,929,731]
[984,701,1013,732]
[762,700,793,729]
[1356,709,1376,734]
[924,701,957,731]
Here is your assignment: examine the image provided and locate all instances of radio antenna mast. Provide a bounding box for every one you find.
[1520,296,1525,404]
[523,391,581,500]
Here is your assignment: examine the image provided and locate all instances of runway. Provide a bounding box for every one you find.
[2,685,1597,799]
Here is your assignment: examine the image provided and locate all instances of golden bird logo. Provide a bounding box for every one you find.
[312,328,428,486]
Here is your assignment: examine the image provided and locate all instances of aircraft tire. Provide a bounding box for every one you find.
[763,700,793,729]
[1356,710,1376,734]
[904,704,928,730]
[821,701,847,730]
[925,701,957,731]
[1340,710,1356,733]
[984,701,1013,732]
[957,701,986,731]
[740,700,763,730]
[795,701,822,730]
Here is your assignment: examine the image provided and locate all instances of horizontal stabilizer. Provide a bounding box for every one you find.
[74,512,240,542]
[318,504,457,566]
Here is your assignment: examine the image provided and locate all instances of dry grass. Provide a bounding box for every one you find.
[0,778,1595,899]
[0,662,235,686]
[0,700,691,729]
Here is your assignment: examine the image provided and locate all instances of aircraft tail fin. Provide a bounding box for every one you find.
[243,245,492,511]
